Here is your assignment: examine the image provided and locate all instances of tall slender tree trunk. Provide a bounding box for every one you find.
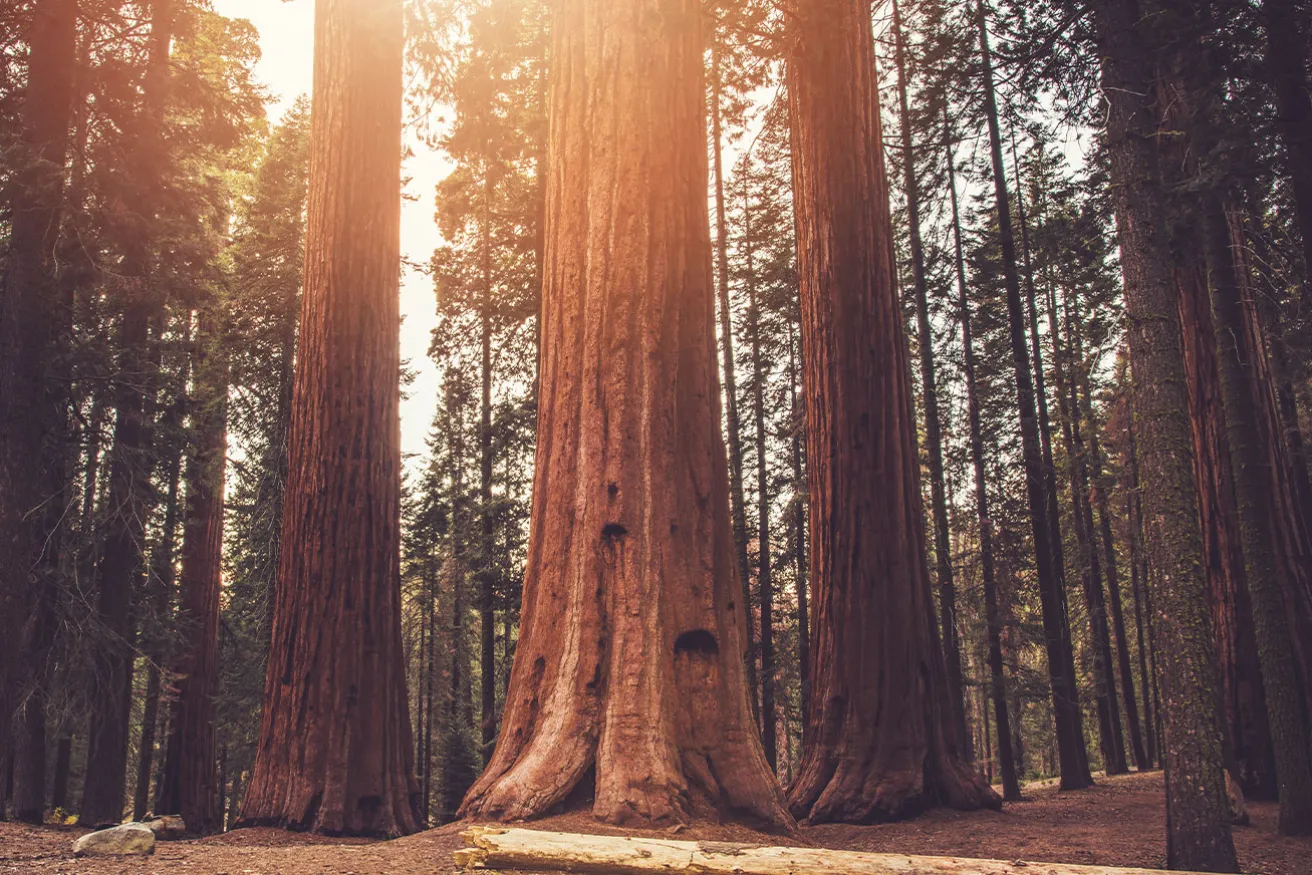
[237,0,418,835]
[787,324,809,736]
[1053,292,1127,776]
[710,40,758,718]
[1012,143,1085,785]
[134,430,183,822]
[976,1,1089,790]
[1083,375,1148,771]
[81,0,173,826]
[785,0,997,824]
[479,169,498,765]
[0,0,78,825]
[892,0,969,759]
[1206,198,1312,835]
[1089,0,1239,866]
[743,198,776,771]
[947,120,1019,802]
[1125,429,1158,768]
[458,0,790,829]
[157,308,230,833]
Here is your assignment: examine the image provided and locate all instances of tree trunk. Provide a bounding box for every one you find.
[710,40,758,719]
[892,0,969,760]
[457,0,790,829]
[1083,376,1148,771]
[51,736,73,812]
[479,168,498,765]
[1012,142,1086,787]
[976,1,1089,791]
[1089,0,1239,867]
[1125,434,1158,768]
[1053,294,1126,776]
[784,0,997,824]
[134,399,185,823]
[744,198,776,772]
[81,0,173,827]
[1206,198,1312,835]
[157,308,229,833]
[787,324,809,736]
[947,119,1020,802]
[0,0,77,825]
[237,0,418,835]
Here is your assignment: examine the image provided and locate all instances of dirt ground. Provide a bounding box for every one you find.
[2,772,1309,874]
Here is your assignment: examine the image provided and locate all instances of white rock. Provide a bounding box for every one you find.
[72,822,157,856]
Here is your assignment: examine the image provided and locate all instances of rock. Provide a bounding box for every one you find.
[147,814,188,840]
[72,822,157,857]
[1226,770,1250,826]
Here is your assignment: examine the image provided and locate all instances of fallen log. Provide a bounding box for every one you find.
[455,826,1221,875]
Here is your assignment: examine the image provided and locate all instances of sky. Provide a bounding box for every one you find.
[211,0,451,475]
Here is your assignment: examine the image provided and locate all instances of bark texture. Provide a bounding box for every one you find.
[457,0,790,830]
[1090,0,1239,867]
[784,0,997,824]
[237,0,419,836]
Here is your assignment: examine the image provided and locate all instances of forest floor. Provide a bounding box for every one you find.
[3,771,1310,874]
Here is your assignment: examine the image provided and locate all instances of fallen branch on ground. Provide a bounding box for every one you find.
[454,826,1221,875]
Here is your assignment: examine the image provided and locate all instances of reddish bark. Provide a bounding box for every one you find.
[1176,226,1276,800]
[157,311,229,833]
[457,0,790,830]
[237,0,418,836]
[784,0,997,824]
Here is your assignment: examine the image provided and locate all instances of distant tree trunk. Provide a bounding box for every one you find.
[1082,375,1148,771]
[134,432,183,822]
[1012,141,1086,787]
[1053,293,1126,776]
[710,41,758,718]
[81,0,173,827]
[479,168,497,765]
[0,0,78,825]
[457,0,790,829]
[947,121,1020,802]
[743,198,777,771]
[787,324,809,735]
[157,308,229,833]
[1206,198,1312,835]
[892,0,969,759]
[785,0,997,824]
[1089,0,1239,866]
[1263,0,1312,279]
[51,736,73,811]
[976,1,1089,790]
[1125,431,1158,768]
[237,0,419,835]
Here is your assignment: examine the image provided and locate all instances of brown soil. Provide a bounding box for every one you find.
[3,772,1308,874]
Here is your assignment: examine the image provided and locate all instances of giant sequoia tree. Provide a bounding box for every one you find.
[457,0,791,828]
[784,0,997,824]
[237,0,419,836]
